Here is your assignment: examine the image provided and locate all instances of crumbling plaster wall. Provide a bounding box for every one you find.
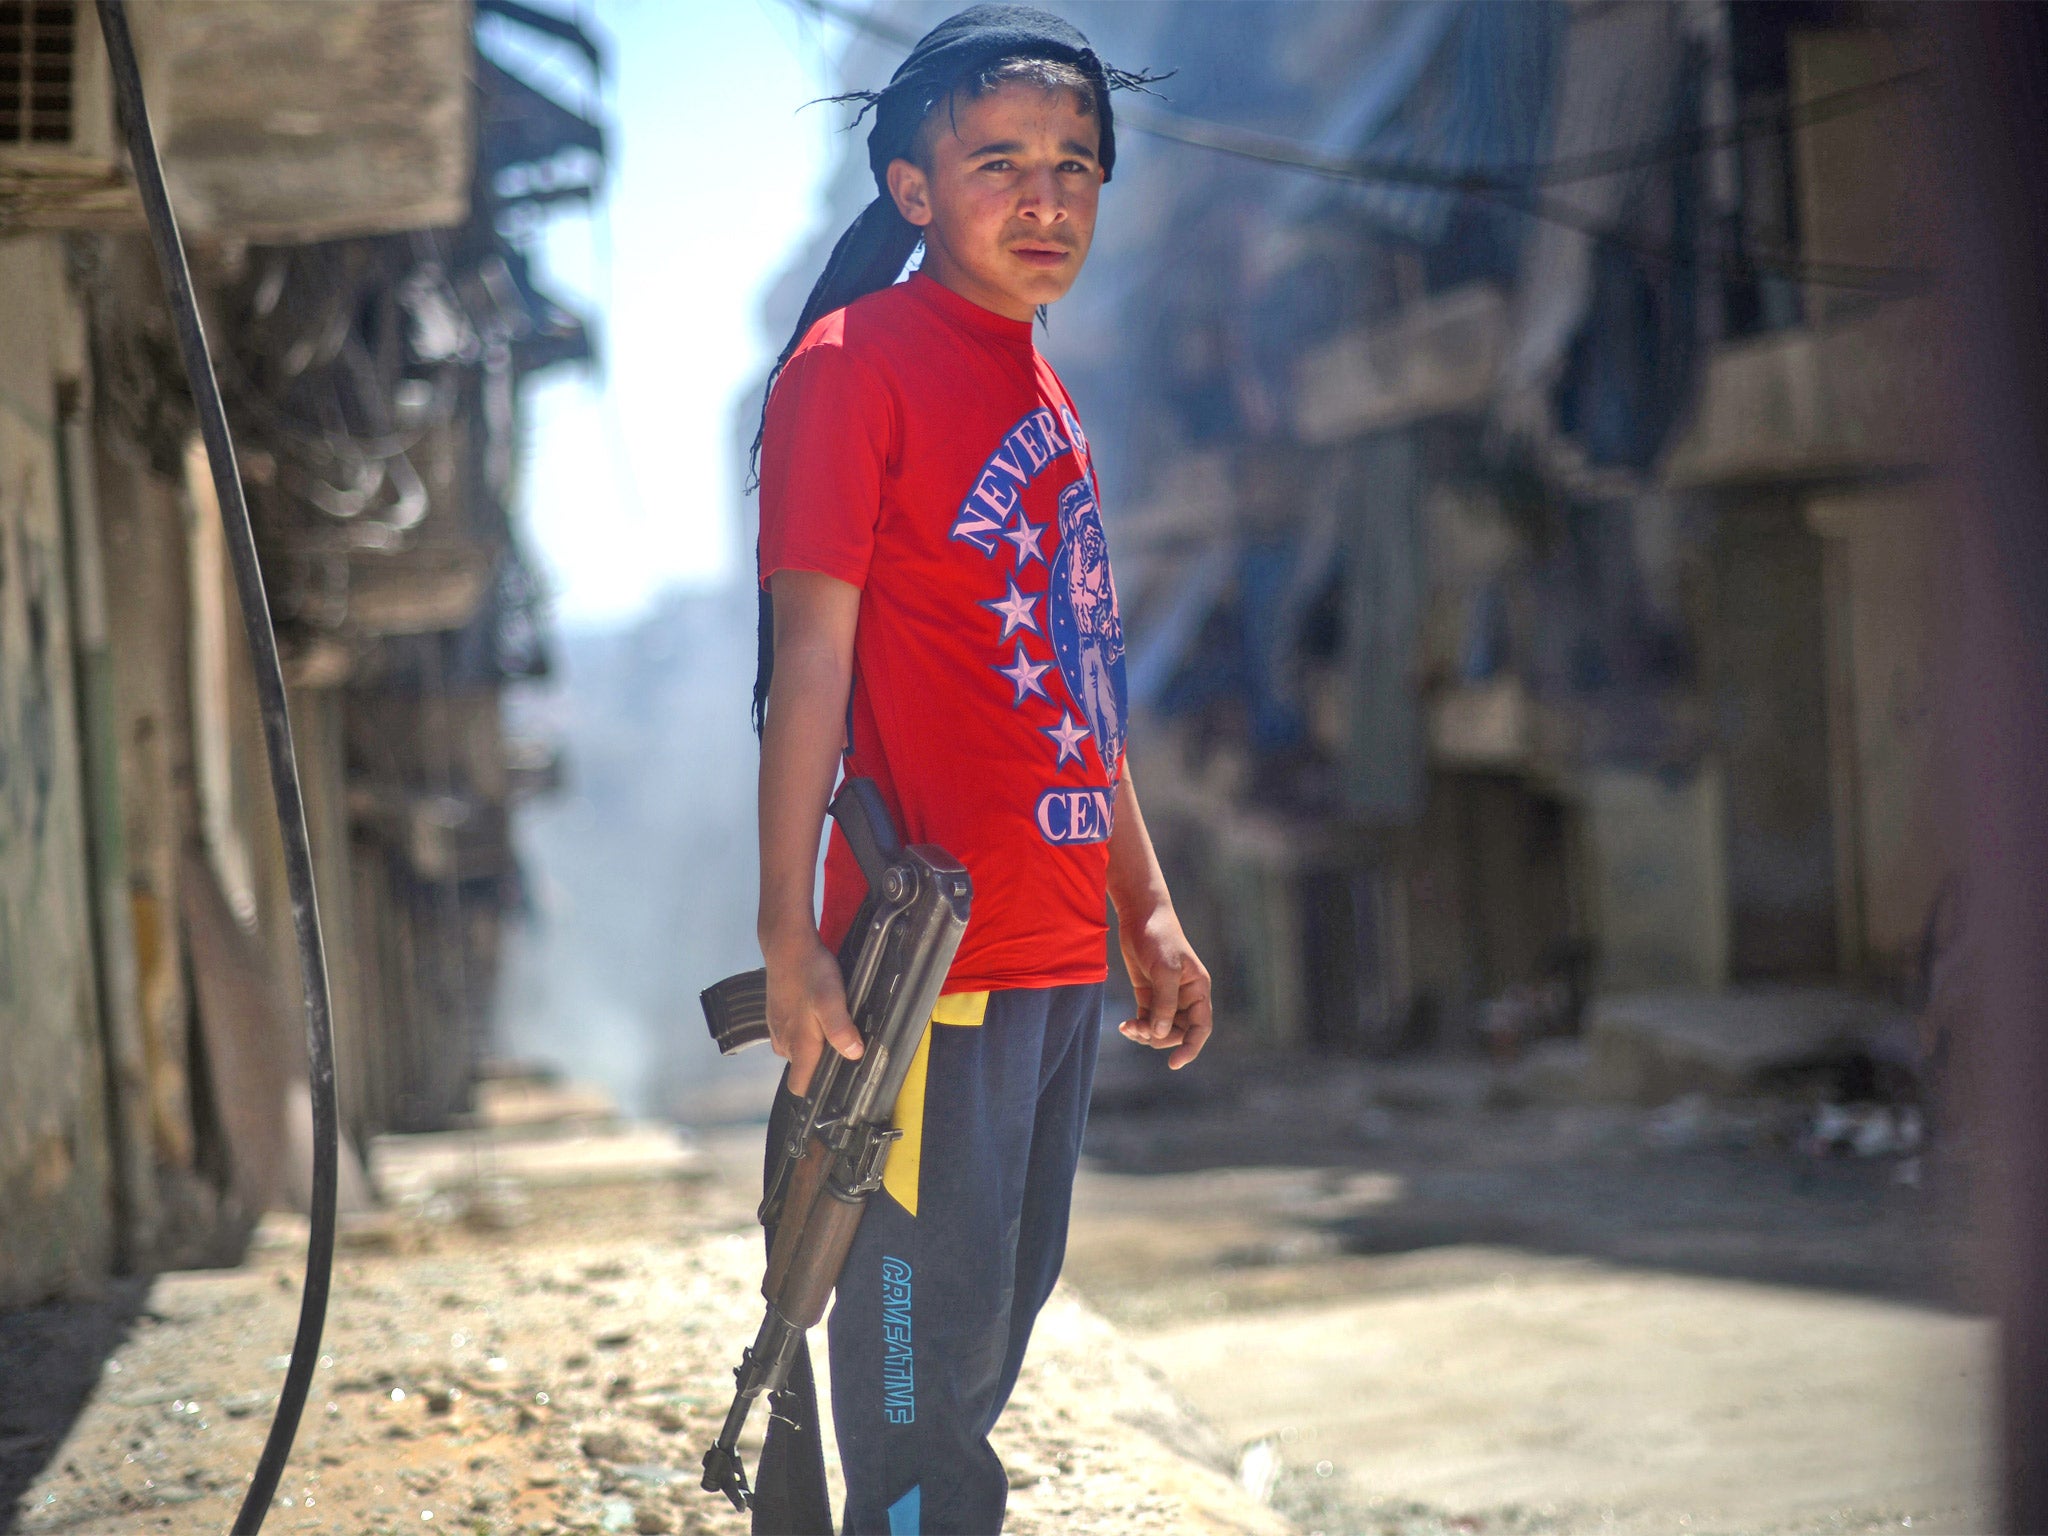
[95,429,199,1177]
[145,0,473,243]
[1809,485,1947,979]
[1710,497,1840,980]
[0,235,114,1307]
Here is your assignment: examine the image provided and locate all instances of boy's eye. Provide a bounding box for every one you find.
[980,158,1013,172]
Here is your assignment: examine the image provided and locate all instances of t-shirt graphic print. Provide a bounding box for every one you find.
[759,271,1128,991]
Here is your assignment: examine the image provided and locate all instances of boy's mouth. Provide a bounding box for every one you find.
[1010,242,1073,269]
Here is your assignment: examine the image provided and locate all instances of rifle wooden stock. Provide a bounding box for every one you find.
[774,1185,866,1330]
[763,1135,832,1299]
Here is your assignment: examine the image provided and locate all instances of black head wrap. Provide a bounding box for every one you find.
[751,5,1159,732]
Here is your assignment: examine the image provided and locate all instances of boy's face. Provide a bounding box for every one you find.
[886,80,1103,322]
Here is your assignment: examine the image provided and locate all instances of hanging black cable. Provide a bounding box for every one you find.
[93,5,339,1532]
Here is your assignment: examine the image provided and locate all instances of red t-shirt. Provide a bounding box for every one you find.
[758,271,1129,991]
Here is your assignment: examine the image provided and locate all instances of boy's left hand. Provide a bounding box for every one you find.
[1115,904,1213,1070]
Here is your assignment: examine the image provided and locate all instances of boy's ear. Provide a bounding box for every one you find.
[886,157,934,228]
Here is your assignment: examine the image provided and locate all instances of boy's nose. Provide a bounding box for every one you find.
[1017,172,1067,221]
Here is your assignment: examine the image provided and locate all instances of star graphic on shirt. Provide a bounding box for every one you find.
[1001,510,1048,570]
[1042,710,1090,768]
[995,641,1054,706]
[979,577,1042,640]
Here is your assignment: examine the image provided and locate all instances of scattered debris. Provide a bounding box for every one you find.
[1588,988,1920,1106]
[10,1155,1288,1534]
[1801,1103,1926,1160]
[1238,1437,1282,1505]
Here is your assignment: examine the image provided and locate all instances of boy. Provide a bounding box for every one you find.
[752,9,1209,1532]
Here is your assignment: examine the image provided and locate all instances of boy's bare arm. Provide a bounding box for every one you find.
[1106,773,1213,1069]
[758,569,866,1094]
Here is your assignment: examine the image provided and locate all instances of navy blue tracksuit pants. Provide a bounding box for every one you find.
[761,982,1102,1535]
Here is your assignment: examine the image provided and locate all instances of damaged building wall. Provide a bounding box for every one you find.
[0,236,116,1307]
[94,343,202,1200]
[1708,497,1837,980]
[145,0,472,242]
[1,0,602,1303]
[1665,16,1947,991]
[2,1,470,236]
[1807,485,1944,973]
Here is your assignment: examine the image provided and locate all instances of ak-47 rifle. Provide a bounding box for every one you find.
[697,778,971,1512]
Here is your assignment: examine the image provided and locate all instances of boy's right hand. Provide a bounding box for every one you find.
[763,932,864,1096]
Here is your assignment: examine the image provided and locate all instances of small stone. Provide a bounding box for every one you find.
[582,1430,632,1464]
[634,1506,673,1534]
[616,1464,687,1486]
[526,1465,559,1488]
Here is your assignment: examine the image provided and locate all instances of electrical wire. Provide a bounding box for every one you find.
[1115,70,1931,195]
[1117,102,1922,293]
[94,5,339,1532]
[1520,66,1930,187]
[786,0,1930,294]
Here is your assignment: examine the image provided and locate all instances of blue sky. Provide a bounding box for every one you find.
[506,1,864,628]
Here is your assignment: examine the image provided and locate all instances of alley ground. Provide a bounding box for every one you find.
[1065,1040,1993,1536]
[1,1129,1281,1536]
[4,1035,1993,1536]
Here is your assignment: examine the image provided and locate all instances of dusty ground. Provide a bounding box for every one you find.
[1065,1043,1994,1536]
[3,1038,1998,1536]
[3,1150,1284,1535]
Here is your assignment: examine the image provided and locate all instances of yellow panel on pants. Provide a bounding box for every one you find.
[881,991,989,1217]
